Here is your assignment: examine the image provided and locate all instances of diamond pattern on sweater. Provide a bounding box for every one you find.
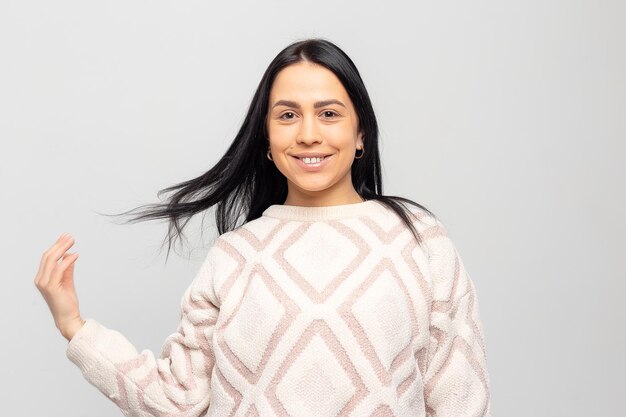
[268,319,368,417]
[65,201,491,417]
[275,220,371,303]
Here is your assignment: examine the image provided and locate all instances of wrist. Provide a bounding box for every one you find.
[59,317,86,341]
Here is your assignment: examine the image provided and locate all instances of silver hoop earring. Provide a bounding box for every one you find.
[355,146,365,159]
[267,149,273,161]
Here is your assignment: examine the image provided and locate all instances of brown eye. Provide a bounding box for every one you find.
[322,110,338,118]
[279,112,296,120]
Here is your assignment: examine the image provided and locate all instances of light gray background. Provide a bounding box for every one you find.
[2,0,624,416]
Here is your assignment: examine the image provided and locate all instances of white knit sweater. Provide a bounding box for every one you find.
[66,199,491,416]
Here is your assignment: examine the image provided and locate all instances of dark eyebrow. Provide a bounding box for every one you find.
[271,99,346,109]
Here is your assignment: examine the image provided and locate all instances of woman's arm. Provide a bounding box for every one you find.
[35,234,220,417]
[423,220,492,417]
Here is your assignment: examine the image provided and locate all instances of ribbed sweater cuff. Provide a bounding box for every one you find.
[65,318,102,371]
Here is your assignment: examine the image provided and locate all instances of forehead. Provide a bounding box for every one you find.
[269,62,350,103]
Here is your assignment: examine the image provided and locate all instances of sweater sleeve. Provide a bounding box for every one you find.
[65,244,221,417]
[423,219,491,417]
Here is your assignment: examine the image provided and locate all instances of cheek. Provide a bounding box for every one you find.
[322,124,357,146]
[268,124,296,148]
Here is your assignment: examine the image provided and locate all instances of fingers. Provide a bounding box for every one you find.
[35,233,77,287]
[51,252,80,285]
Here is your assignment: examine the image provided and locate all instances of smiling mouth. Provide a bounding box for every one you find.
[292,155,331,162]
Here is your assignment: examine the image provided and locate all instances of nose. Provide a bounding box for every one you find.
[297,114,322,145]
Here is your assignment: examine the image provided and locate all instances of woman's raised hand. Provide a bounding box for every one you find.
[34,233,85,341]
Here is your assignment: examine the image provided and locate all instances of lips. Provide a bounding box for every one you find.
[292,154,334,171]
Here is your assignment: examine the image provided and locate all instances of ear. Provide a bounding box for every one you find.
[357,130,365,149]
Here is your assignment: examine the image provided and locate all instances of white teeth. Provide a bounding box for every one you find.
[302,157,324,164]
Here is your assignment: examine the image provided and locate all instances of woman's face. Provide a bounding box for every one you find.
[266,61,364,206]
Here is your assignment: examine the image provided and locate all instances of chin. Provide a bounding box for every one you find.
[290,179,336,193]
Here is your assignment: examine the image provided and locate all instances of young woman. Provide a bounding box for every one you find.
[35,38,491,417]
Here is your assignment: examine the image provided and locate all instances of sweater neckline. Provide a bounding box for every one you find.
[262,199,380,221]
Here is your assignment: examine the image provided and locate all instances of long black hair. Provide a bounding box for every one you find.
[103,38,438,260]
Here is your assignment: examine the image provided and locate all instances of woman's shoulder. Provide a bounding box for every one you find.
[209,216,276,256]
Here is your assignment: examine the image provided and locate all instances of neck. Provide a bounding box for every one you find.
[283,184,364,207]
